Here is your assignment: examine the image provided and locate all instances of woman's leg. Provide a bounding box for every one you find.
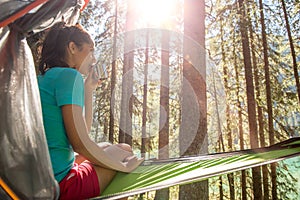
[92,165,116,194]
[78,143,133,193]
[92,144,131,200]
[93,166,128,200]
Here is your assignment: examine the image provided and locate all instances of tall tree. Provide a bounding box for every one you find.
[211,63,225,199]
[258,0,277,199]
[179,0,208,199]
[141,30,149,159]
[159,30,170,162]
[119,0,135,145]
[233,40,247,200]
[280,0,300,104]
[237,0,262,198]
[220,19,235,200]
[138,29,149,200]
[250,9,269,199]
[109,0,118,143]
[155,29,170,200]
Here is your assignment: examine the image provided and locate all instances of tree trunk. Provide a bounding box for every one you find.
[251,22,269,200]
[219,176,224,200]
[233,34,247,200]
[119,0,134,145]
[109,0,118,143]
[154,29,170,200]
[237,0,262,198]
[258,1,277,199]
[220,21,235,200]
[280,0,300,104]
[179,0,207,199]
[141,30,149,158]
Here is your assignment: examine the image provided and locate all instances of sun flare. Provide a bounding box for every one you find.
[134,0,175,27]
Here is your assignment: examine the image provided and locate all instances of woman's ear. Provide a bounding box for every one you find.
[68,42,77,55]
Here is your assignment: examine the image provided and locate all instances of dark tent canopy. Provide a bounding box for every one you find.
[0,0,88,199]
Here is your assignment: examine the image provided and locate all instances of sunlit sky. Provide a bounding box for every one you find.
[85,0,179,38]
[134,0,175,26]
[130,0,177,28]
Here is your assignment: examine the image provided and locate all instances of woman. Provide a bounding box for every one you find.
[38,22,143,200]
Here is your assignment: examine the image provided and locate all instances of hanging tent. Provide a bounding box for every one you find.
[96,137,300,199]
[0,0,88,199]
[1,1,300,200]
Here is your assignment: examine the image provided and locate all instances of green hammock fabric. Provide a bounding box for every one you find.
[94,138,300,199]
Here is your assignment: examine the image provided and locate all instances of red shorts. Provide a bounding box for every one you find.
[59,162,100,200]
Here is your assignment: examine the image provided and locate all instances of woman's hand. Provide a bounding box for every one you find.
[84,67,100,91]
[103,143,134,162]
[123,156,144,172]
[102,143,144,172]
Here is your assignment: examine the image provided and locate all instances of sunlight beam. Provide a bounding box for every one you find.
[134,0,174,27]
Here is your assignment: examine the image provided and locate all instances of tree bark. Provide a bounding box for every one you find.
[155,29,170,200]
[119,0,135,145]
[280,0,300,104]
[220,21,235,200]
[141,30,149,158]
[258,1,278,199]
[179,0,208,199]
[219,176,224,200]
[109,0,118,143]
[237,0,262,198]
[251,21,269,200]
[233,33,247,200]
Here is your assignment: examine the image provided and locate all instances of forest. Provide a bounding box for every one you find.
[28,0,299,199]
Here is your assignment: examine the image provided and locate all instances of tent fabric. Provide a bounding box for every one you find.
[95,137,300,200]
[0,0,49,28]
[0,0,87,199]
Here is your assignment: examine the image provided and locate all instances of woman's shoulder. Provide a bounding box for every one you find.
[48,67,81,77]
[40,67,82,82]
[52,67,79,74]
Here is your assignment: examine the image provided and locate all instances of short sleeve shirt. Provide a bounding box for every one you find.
[38,67,84,182]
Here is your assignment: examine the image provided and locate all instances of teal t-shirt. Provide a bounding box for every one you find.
[38,67,84,182]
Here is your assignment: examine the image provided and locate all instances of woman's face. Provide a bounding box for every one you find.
[73,43,96,75]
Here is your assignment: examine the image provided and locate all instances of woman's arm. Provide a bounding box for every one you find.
[84,87,93,132]
[62,104,143,172]
[83,69,98,132]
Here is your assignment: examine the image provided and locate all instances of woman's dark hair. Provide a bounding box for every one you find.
[38,22,93,75]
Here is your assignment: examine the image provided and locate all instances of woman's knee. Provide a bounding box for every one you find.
[116,143,132,152]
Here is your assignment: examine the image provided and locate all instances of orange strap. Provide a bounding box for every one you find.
[0,178,19,200]
[0,0,49,28]
[0,0,90,28]
[81,0,90,11]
